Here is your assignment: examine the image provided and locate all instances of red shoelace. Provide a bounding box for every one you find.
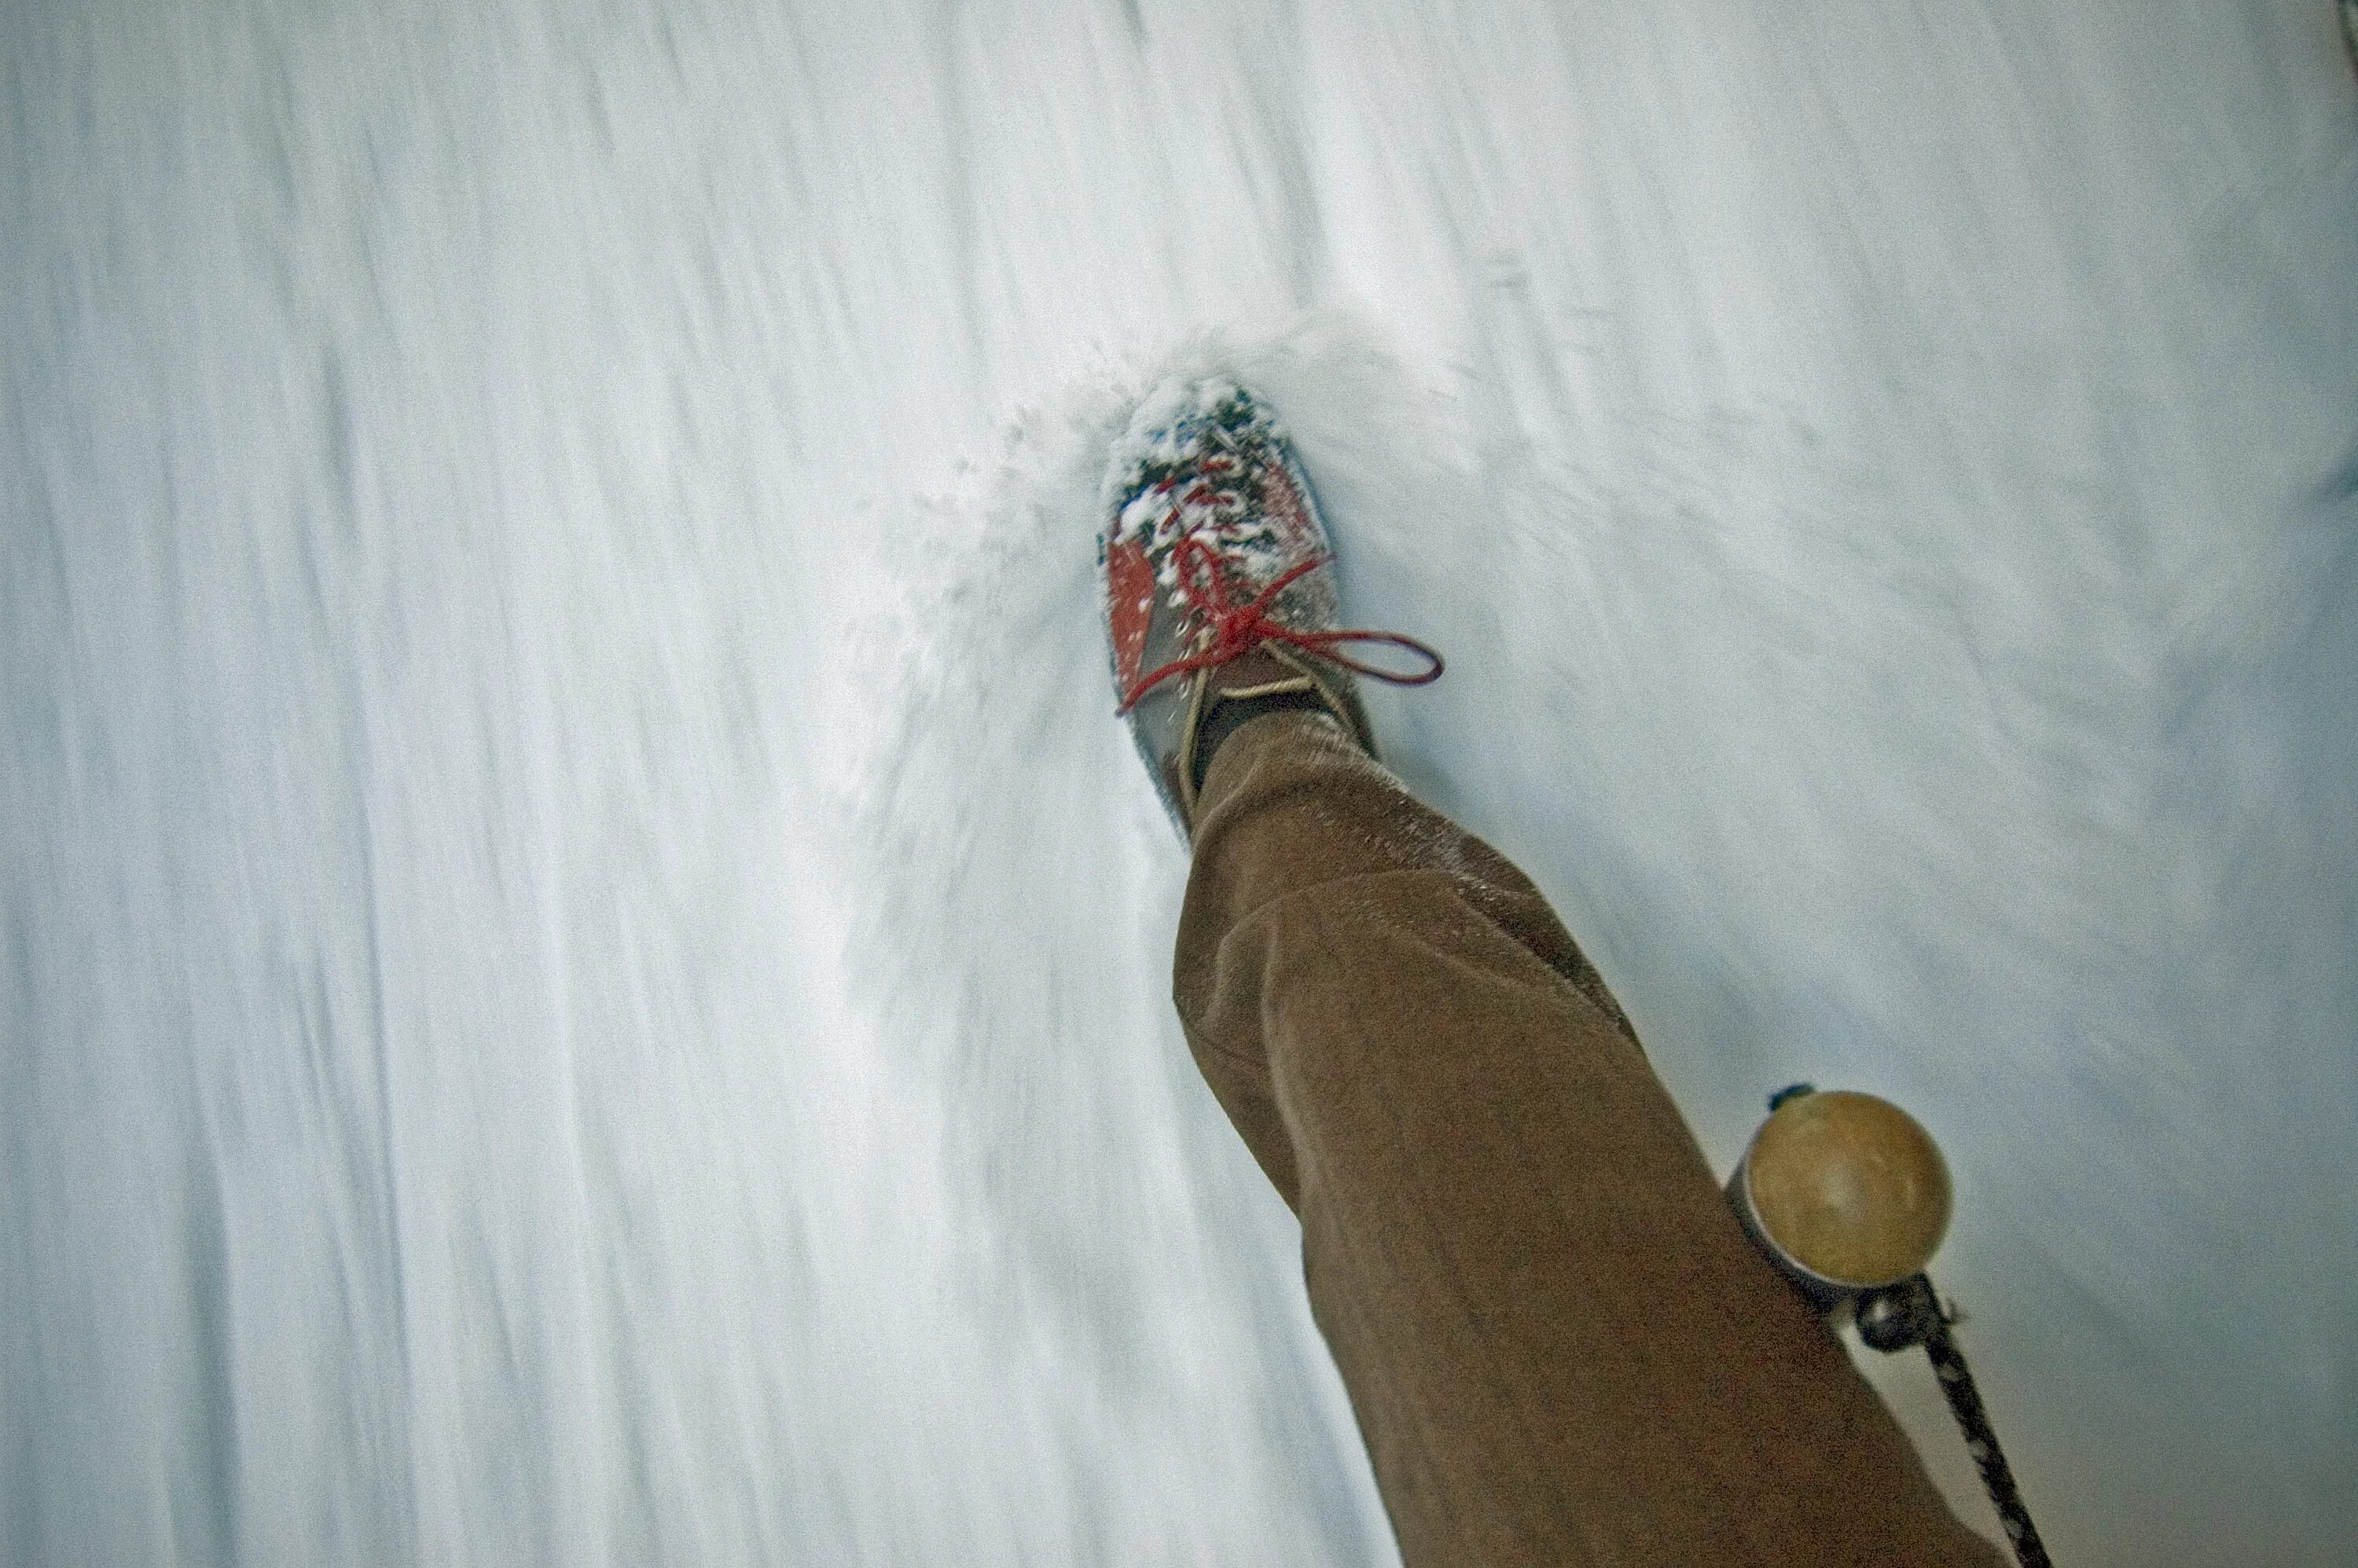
[1118,533,1445,713]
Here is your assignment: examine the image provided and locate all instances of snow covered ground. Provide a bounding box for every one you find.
[5,2,2353,1563]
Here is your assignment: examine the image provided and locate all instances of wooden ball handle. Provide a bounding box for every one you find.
[1734,1087,1952,1295]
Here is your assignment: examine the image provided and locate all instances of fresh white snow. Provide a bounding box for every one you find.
[4,2,2354,1565]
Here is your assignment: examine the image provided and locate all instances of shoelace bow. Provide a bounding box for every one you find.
[1118,532,1445,712]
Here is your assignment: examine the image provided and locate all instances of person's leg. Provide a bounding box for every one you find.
[1176,707,2003,1568]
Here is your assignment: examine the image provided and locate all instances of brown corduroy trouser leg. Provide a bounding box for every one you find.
[1177,710,2004,1568]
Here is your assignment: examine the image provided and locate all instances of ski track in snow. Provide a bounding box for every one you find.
[5,2,2356,1565]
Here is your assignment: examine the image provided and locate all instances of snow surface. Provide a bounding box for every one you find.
[5,2,2355,1564]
